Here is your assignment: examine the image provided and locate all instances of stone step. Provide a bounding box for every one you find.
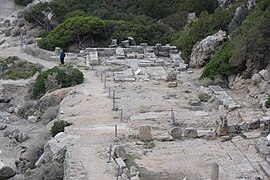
[259,161,270,178]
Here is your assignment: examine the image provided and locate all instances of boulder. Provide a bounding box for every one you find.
[184,127,198,138]
[251,74,262,84]
[5,129,29,143]
[204,131,216,140]
[189,30,226,68]
[169,127,182,139]
[0,166,16,179]
[0,124,7,130]
[248,119,260,130]
[43,133,79,164]
[139,126,152,141]
[239,121,248,131]
[198,86,213,102]
[112,145,128,160]
[258,69,269,81]
[227,124,238,133]
[28,115,38,123]
[167,82,178,88]
[155,134,173,142]
[130,166,140,177]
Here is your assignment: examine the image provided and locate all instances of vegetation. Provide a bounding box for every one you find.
[0,56,42,80]
[24,162,64,180]
[265,96,270,109]
[32,65,84,99]
[51,120,72,137]
[15,0,33,6]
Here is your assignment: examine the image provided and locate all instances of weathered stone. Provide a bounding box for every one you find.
[8,107,14,113]
[115,158,126,169]
[14,132,29,143]
[251,74,262,84]
[259,69,269,81]
[239,121,248,131]
[248,119,260,129]
[220,136,231,142]
[123,168,131,178]
[112,145,128,160]
[0,166,16,179]
[211,163,219,180]
[136,54,144,59]
[28,115,38,123]
[155,134,173,142]
[130,166,140,177]
[189,30,226,68]
[189,98,201,106]
[167,82,178,88]
[216,116,228,136]
[139,126,152,141]
[184,127,198,138]
[227,124,238,133]
[204,131,216,140]
[0,124,7,130]
[169,127,182,139]
[130,175,140,180]
[165,72,177,82]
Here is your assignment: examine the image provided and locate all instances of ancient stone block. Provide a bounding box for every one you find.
[139,126,152,141]
[239,121,248,131]
[216,115,228,136]
[115,158,126,169]
[0,166,16,179]
[184,127,198,138]
[112,145,128,160]
[227,123,238,133]
[167,82,178,88]
[204,131,216,140]
[169,127,182,139]
[248,119,260,129]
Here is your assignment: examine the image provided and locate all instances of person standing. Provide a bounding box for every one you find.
[60,49,66,65]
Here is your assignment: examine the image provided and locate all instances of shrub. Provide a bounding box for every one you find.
[265,96,270,109]
[51,120,72,137]
[201,41,235,80]
[0,56,42,80]
[17,101,36,118]
[199,77,215,87]
[24,162,64,180]
[143,141,155,149]
[32,65,84,99]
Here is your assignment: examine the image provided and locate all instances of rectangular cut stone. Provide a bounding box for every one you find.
[139,126,152,141]
[209,85,224,94]
[259,162,270,177]
[115,158,126,168]
[116,47,125,59]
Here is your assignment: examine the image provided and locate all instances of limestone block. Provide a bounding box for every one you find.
[115,158,126,169]
[130,166,140,177]
[248,119,260,129]
[136,54,144,59]
[184,127,198,138]
[28,115,38,123]
[167,82,178,88]
[112,145,128,160]
[227,124,238,133]
[169,127,182,139]
[239,121,248,131]
[0,166,16,179]
[205,131,216,140]
[139,126,152,141]
[259,69,270,81]
[251,74,262,84]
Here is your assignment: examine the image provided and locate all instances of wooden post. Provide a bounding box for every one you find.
[115,124,118,138]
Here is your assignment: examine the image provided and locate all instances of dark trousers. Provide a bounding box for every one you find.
[60,58,65,64]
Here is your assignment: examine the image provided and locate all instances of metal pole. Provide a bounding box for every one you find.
[107,145,112,163]
[115,124,118,138]
[120,109,123,122]
[104,77,107,88]
[101,71,103,82]
[113,90,116,110]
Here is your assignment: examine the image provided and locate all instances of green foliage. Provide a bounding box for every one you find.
[143,141,155,149]
[0,56,42,80]
[172,8,234,62]
[201,41,235,80]
[17,101,36,119]
[38,16,108,50]
[230,6,270,75]
[51,120,72,137]
[265,96,270,109]
[24,162,64,180]
[15,0,33,6]
[32,65,84,99]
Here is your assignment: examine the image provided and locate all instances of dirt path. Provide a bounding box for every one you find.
[61,70,123,179]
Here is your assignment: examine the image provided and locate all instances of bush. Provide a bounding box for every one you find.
[201,41,235,80]
[17,101,36,118]
[0,56,42,80]
[265,96,270,109]
[24,162,64,180]
[32,65,84,99]
[51,120,72,137]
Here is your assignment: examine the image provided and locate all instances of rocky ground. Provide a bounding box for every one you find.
[0,43,269,179]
